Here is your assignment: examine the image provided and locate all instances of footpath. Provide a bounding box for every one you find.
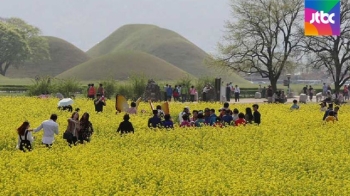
[228,96,300,104]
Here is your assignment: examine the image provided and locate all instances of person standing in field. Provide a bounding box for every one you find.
[88,83,96,99]
[33,114,59,148]
[97,83,104,96]
[267,85,273,103]
[117,114,134,135]
[202,85,211,102]
[252,104,261,125]
[94,93,106,113]
[309,85,314,101]
[234,85,240,102]
[16,121,34,152]
[189,86,197,102]
[226,83,231,102]
[78,112,94,143]
[163,84,169,101]
[181,84,188,103]
[64,111,80,147]
[166,85,173,101]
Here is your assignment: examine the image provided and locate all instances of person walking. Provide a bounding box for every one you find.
[33,114,59,148]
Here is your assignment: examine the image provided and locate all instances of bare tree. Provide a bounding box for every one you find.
[302,0,350,92]
[217,0,303,92]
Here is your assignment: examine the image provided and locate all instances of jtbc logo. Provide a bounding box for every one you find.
[310,11,335,24]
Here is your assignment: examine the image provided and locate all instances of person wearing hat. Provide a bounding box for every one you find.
[94,93,106,113]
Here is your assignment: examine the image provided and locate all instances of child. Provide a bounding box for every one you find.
[222,109,233,126]
[180,114,192,127]
[162,114,174,129]
[325,111,336,123]
[148,110,162,128]
[195,113,206,127]
[117,114,134,134]
[232,108,239,121]
[290,99,300,110]
[214,117,223,128]
[235,113,246,126]
[126,102,137,114]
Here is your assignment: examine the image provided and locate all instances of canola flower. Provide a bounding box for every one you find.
[1,97,350,195]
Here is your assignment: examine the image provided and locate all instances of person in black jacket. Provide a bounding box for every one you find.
[117,114,134,135]
[252,104,261,125]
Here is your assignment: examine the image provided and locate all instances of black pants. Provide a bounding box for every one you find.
[42,143,53,148]
[202,92,207,101]
[67,136,78,146]
[226,93,230,102]
[235,92,240,102]
[164,92,167,101]
[190,95,195,102]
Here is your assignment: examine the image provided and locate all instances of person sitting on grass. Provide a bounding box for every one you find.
[222,109,233,126]
[117,114,134,135]
[180,114,192,127]
[195,113,206,127]
[213,117,223,128]
[325,111,337,123]
[162,114,174,129]
[209,109,217,126]
[148,110,162,128]
[232,108,239,121]
[290,100,300,110]
[235,113,246,126]
[126,102,137,114]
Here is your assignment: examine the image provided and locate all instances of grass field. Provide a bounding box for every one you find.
[1,97,350,195]
[56,50,195,81]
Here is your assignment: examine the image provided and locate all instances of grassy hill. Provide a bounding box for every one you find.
[56,51,193,81]
[6,36,90,78]
[86,24,249,84]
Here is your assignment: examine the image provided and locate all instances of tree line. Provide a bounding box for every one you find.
[216,0,350,93]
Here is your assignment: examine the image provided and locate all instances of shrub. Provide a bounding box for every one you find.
[27,76,54,96]
[55,78,82,98]
[129,74,147,100]
[100,79,117,99]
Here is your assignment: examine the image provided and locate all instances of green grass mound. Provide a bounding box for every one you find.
[6,36,90,78]
[86,24,249,84]
[56,50,193,81]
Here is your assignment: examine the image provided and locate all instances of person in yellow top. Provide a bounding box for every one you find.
[325,111,337,123]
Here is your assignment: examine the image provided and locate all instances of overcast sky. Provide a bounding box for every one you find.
[1,0,231,53]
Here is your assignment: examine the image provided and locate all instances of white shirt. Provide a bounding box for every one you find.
[234,87,240,93]
[34,119,59,144]
[203,87,210,93]
[16,130,34,149]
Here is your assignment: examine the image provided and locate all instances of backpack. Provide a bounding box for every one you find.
[19,130,32,152]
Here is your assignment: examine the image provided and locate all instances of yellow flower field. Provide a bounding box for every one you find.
[1,97,350,195]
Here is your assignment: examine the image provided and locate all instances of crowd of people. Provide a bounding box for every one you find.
[145,102,261,129]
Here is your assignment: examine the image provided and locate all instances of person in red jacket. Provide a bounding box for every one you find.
[88,84,96,99]
[235,113,246,126]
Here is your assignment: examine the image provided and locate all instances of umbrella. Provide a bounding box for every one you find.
[58,98,74,107]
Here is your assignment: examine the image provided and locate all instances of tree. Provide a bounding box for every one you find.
[0,18,49,76]
[217,0,303,92]
[302,0,350,92]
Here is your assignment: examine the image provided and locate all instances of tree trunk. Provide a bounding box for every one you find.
[0,62,10,76]
[270,79,278,93]
[334,82,341,93]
